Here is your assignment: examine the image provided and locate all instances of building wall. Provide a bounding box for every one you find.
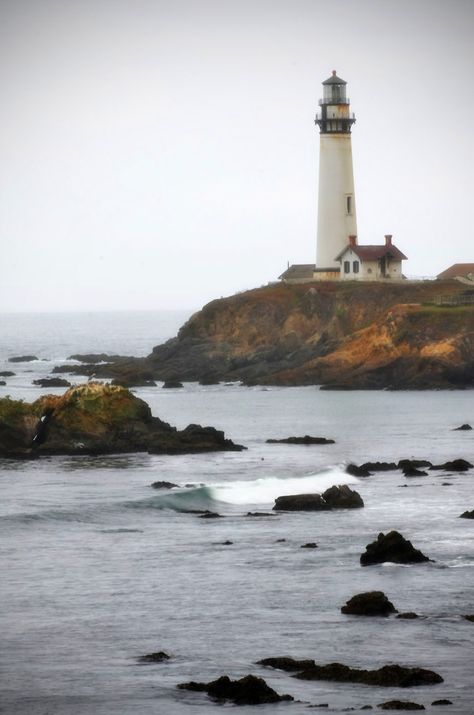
[316,134,357,270]
[338,249,403,281]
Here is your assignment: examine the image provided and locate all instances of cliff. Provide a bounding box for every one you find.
[54,280,474,390]
[146,280,474,389]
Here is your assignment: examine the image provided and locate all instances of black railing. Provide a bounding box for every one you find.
[319,97,350,105]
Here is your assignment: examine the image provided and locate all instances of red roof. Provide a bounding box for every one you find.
[437,263,474,280]
[335,244,407,262]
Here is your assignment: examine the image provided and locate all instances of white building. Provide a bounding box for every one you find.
[335,235,407,281]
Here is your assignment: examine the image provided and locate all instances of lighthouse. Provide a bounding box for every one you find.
[314,71,357,278]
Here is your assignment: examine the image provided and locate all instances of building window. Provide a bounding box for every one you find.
[344,260,350,274]
[367,268,372,274]
[353,261,359,274]
[346,195,353,215]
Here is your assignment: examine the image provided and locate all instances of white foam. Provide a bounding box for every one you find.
[210,466,358,506]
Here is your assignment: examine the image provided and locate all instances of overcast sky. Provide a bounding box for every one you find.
[1,0,473,312]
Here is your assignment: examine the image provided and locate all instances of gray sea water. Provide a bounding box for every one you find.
[0,311,473,714]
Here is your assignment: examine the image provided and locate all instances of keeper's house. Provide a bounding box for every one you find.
[335,234,407,281]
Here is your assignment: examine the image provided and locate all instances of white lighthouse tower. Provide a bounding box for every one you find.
[314,71,357,279]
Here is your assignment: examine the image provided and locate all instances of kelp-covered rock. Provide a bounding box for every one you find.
[177,674,293,704]
[361,531,431,566]
[0,383,243,457]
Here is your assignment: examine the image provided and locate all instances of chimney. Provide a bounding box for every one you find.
[384,234,392,246]
[348,234,357,247]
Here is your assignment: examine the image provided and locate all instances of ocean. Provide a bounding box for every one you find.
[0,311,473,714]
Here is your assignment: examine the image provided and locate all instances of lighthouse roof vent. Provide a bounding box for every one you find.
[322,70,347,85]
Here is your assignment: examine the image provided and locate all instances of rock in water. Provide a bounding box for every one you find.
[293,662,443,687]
[453,423,472,431]
[321,484,364,509]
[378,700,425,710]
[360,531,431,566]
[266,435,335,444]
[138,651,170,663]
[459,510,474,519]
[256,656,316,671]
[150,481,179,489]
[273,485,363,512]
[8,355,38,363]
[346,463,372,477]
[0,383,244,457]
[32,378,71,388]
[430,459,473,472]
[341,591,397,616]
[177,674,293,704]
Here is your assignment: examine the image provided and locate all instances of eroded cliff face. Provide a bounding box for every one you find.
[147,280,474,388]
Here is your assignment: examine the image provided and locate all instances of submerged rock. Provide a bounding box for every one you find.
[177,674,293,704]
[396,612,420,620]
[0,383,244,458]
[360,531,431,566]
[162,380,183,389]
[293,662,443,687]
[246,511,275,517]
[301,542,318,549]
[273,485,363,512]
[431,700,453,706]
[377,700,425,710]
[0,371,15,377]
[266,435,335,445]
[341,591,397,616]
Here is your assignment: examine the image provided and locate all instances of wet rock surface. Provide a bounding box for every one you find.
[453,423,472,430]
[138,651,170,663]
[360,531,431,566]
[430,459,473,472]
[256,656,316,672]
[8,355,38,362]
[341,591,397,616]
[177,674,294,704]
[346,463,372,477]
[273,485,363,512]
[377,700,425,710]
[292,662,443,687]
[150,481,179,489]
[459,510,474,519]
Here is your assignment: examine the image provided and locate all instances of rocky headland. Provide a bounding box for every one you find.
[0,383,244,458]
[51,280,474,389]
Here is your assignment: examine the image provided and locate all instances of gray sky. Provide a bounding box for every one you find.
[1,0,473,312]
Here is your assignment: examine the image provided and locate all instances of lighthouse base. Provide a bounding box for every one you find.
[313,267,341,281]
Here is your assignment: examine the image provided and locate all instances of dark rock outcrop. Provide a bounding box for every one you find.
[293,662,443,687]
[460,510,474,519]
[273,485,363,512]
[430,459,473,472]
[301,542,318,549]
[32,377,72,388]
[0,371,15,377]
[431,700,453,706]
[246,512,275,517]
[360,531,431,566]
[377,701,425,710]
[322,484,364,509]
[0,383,244,458]
[346,463,372,477]
[266,435,335,445]
[257,656,315,672]
[453,423,472,431]
[398,459,432,470]
[403,467,428,477]
[8,355,38,363]
[177,674,293,704]
[463,614,474,622]
[138,651,170,663]
[162,379,183,389]
[111,372,157,387]
[150,481,179,489]
[341,591,397,616]
[360,462,397,472]
[68,353,129,363]
[397,612,420,620]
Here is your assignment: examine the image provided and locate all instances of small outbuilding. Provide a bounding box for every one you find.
[437,263,474,283]
[279,264,316,284]
[335,235,407,281]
